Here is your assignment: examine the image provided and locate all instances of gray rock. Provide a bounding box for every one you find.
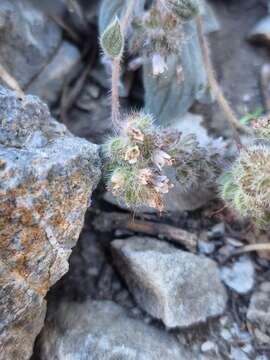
[111,237,227,328]
[36,300,194,360]
[0,87,101,360]
[247,282,270,345]
[0,0,61,88]
[198,240,215,254]
[248,15,270,45]
[220,257,255,295]
[27,41,80,105]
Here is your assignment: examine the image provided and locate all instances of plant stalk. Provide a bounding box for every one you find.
[196,15,250,150]
[111,0,137,129]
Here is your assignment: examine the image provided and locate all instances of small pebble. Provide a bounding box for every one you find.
[208,223,225,239]
[231,347,250,360]
[220,328,232,341]
[220,256,255,294]
[198,240,215,254]
[201,341,216,353]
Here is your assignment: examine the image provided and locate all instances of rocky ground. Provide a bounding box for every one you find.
[0,0,270,359]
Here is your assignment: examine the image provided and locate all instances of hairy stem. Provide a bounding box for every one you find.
[196,15,250,150]
[111,58,121,127]
[111,0,137,129]
[0,64,24,97]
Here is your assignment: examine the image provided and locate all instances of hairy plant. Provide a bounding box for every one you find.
[220,145,270,229]
[168,134,223,191]
[102,112,174,211]
[130,0,198,75]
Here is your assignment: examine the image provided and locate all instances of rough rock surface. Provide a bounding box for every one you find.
[247,282,270,345]
[111,236,227,328]
[0,0,61,88]
[35,300,194,360]
[0,87,101,360]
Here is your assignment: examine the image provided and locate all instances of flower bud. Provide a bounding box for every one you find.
[252,115,270,142]
[101,17,124,59]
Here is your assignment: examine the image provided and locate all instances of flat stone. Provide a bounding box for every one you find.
[111,236,227,328]
[27,41,80,105]
[36,300,195,360]
[220,257,255,294]
[0,86,101,360]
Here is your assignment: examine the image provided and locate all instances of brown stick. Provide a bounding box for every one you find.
[93,212,198,252]
[233,243,270,254]
[196,16,251,149]
[0,64,24,97]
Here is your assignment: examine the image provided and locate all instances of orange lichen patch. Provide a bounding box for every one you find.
[0,170,92,292]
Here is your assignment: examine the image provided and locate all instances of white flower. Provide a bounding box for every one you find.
[152,149,172,170]
[152,53,168,76]
[124,146,140,164]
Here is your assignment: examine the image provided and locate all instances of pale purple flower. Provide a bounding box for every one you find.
[152,149,172,170]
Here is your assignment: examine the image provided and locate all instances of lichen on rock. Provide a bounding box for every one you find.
[0,87,101,360]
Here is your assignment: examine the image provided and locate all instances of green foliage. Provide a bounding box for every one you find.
[239,107,264,125]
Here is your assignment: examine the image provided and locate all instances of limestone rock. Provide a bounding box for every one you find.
[0,87,101,360]
[36,300,194,360]
[0,0,61,88]
[111,237,227,328]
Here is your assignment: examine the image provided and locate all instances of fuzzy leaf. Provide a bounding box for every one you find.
[101,17,124,59]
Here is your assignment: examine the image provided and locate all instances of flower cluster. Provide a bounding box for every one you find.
[252,114,270,142]
[130,0,199,75]
[220,145,270,229]
[167,133,223,191]
[103,111,224,211]
[103,112,174,211]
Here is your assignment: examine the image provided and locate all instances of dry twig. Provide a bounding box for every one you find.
[93,212,198,252]
[0,64,24,97]
[196,15,251,149]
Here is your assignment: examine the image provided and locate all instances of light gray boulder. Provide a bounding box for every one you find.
[0,87,101,360]
[36,300,195,360]
[0,0,62,88]
[27,41,80,106]
[111,236,227,328]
